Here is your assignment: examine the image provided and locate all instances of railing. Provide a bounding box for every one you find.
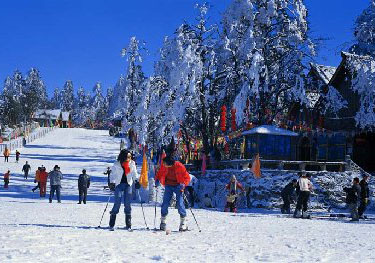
[0,127,57,153]
[186,158,348,172]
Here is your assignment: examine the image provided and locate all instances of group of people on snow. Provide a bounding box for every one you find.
[279,172,371,220]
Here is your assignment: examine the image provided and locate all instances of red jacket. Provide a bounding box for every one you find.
[39,171,48,183]
[156,161,190,186]
[226,181,244,193]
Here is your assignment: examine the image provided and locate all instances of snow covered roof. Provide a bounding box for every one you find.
[34,109,61,120]
[242,125,298,137]
[306,92,320,108]
[61,112,71,121]
[310,63,337,85]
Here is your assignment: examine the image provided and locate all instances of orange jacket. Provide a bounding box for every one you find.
[39,171,48,183]
[156,161,190,186]
[35,170,40,182]
[3,149,10,157]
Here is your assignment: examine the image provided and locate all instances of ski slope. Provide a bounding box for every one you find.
[0,128,374,263]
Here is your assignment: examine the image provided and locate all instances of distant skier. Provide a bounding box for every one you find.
[155,155,191,231]
[3,147,10,162]
[281,179,297,214]
[293,173,313,218]
[108,149,140,230]
[48,165,63,203]
[224,175,245,213]
[358,174,370,219]
[344,177,361,221]
[39,167,48,197]
[22,161,31,179]
[3,170,10,188]
[15,150,20,163]
[77,169,90,204]
[104,167,111,189]
[32,167,41,192]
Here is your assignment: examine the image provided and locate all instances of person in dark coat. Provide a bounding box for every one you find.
[48,165,63,203]
[358,174,370,218]
[344,177,361,221]
[15,150,20,163]
[78,169,90,204]
[22,161,31,179]
[281,179,297,214]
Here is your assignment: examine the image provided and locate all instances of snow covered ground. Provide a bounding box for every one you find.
[1,128,375,263]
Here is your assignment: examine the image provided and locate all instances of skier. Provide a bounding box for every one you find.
[3,147,10,162]
[155,155,191,231]
[344,177,361,221]
[32,167,41,192]
[293,173,313,218]
[15,150,20,163]
[358,174,370,219]
[108,149,140,230]
[77,169,90,204]
[3,170,10,188]
[224,175,245,213]
[22,161,31,179]
[48,165,63,203]
[281,179,297,214]
[104,167,111,189]
[39,167,48,197]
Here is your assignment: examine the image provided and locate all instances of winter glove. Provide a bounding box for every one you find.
[109,183,115,191]
[135,181,141,189]
[155,180,160,187]
[179,183,185,192]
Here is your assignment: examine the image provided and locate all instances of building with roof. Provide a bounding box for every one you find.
[33,109,72,128]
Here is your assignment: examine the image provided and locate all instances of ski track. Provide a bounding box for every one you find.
[0,128,375,263]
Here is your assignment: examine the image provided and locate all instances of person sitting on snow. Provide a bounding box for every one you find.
[281,179,297,214]
[224,175,245,213]
[155,154,191,231]
[202,194,213,208]
[293,172,313,218]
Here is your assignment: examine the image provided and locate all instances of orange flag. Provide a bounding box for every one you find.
[139,151,149,188]
[251,154,262,179]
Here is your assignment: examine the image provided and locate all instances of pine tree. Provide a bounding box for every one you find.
[51,87,62,109]
[91,82,106,123]
[61,80,74,111]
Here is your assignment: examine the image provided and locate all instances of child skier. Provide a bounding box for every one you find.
[32,167,41,192]
[155,155,191,231]
[224,175,245,213]
[3,170,10,188]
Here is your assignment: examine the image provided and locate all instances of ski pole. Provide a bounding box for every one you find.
[137,190,149,230]
[183,193,201,232]
[154,186,158,230]
[98,191,113,228]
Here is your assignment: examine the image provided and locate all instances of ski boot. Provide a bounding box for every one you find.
[160,216,166,231]
[109,214,116,231]
[179,216,188,232]
[125,214,132,230]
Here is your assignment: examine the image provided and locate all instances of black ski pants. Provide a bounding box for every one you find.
[296,191,310,212]
[358,199,368,217]
[281,195,291,214]
[79,187,88,203]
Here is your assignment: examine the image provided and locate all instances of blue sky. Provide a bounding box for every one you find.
[0,0,370,96]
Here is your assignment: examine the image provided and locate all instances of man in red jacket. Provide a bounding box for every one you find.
[155,155,190,231]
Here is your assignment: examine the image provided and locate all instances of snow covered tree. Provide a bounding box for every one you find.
[90,82,106,123]
[120,37,147,134]
[222,0,316,126]
[61,80,74,111]
[350,0,375,57]
[1,71,25,124]
[108,76,126,117]
[22,68,48,119]
[51,87,62,109]
[104,87,114,117]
